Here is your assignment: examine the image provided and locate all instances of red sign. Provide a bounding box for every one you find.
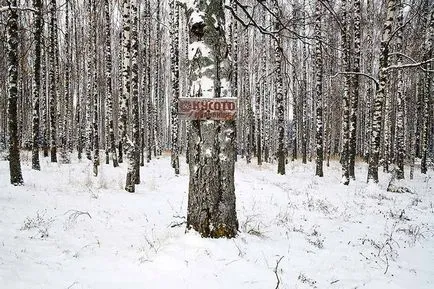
[178,98,237,120]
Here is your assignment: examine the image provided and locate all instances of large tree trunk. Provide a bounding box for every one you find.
[7,1,24,185]
[186,0,238,238]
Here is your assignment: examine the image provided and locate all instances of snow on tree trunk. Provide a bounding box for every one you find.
[49,0,58,163]
[104,0,118,168]
[368,0,396,183]
[170,0,180,175]
[130,0,140,186]
[421,8,433,174]
[340,0,351,185]
[92,0,99,177]
[41,24,49,159]
[230,0,239,162]
[272,0,285,175]
[153,1,162,157]
[185,0,238,238]
[314,0,323,177]
[60,0,71,165]
[394,0,405,179]
[121,0,134,193]
[32,0,42,171]
[7,1,24,185]
[349,0,361,179]
[243,31,252,164]
[144,0,153,164]
[119,0,130,168]
[85,1,92,161]
[301,0,308,165]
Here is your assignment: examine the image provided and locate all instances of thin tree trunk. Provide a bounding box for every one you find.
[104,0,118,168]
[7,1,24,185]
[49,0,58,163]
[349,0,361,179]
[341,0,351,184]
[395,0,405,179]
[170,0,180,174]
[368,0,396,183]
[32,0,42,171]
[314,0,323,177]
[273,0,285,175]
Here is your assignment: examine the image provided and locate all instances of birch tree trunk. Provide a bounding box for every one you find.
[104,0,118,168]
[49,0,58,163]
[131,0,140,182]
[314,0,324,177]
[7,1,24,185]
[368,0,396,183]
[92,0,99,177]
[420,8,433,174]
[394,0,405,179]
[340,0,351,184]
[349,0,361,179]
[60,0,71,164]
[170,0,180,175]
[186,0,238,238]
[119,0,130,168]
[32,0,42,171]
[272,0,285,175]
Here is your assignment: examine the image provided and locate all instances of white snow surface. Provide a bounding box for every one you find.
[1,152,434,289]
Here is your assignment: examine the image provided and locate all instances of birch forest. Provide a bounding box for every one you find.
[0,0,433,189]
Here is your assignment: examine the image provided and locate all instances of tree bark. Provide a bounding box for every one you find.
[314,0,323,177]
[32,0,42,171]
[186,0,238,238]
[367,0,396,183]
[7,1,24,185]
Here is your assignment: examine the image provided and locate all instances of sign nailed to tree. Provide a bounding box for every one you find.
[178,98,237,121]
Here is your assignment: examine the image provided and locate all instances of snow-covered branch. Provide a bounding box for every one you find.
[385,58,434,72]
[0,6,37,13]
[331,71,379,87]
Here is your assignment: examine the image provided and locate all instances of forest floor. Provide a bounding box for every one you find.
[0,151,433,289]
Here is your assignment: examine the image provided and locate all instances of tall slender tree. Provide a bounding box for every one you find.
[7,0,23,185]
[394,0,405,179]
[104,0,119,168]
[170,0,180,175]
[349,0,361,179]
[32,0,43,171]
[49,0,58,163]
[367,0,396,183]
[273,0,285,175]
[314,0,324,177]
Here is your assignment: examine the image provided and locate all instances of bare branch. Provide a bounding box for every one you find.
[274,256,284,289]
[331,71,380,87]
[0,6,37,13]
[224,3,280,44]
[385,58,434,72]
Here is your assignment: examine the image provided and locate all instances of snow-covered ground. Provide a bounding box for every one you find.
[1,151,433,289]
